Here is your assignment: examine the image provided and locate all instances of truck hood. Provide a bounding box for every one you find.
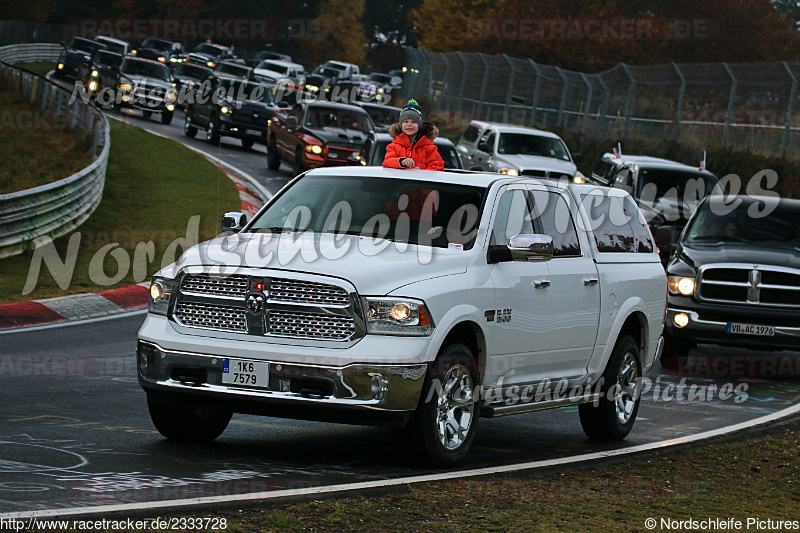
[680,242,800,271]
[166,232,469,295]
[493,154,577,175]
[310,127,369,148]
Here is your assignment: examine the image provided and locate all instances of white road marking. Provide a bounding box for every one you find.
[2,400,799,519]
[0,309,147,335]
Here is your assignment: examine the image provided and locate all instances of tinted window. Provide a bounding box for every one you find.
[258,61,289,75]
[121,59,170,81]
[364,106,399,126]
[581,193,654,253]
[95,51,122,67]
[304,106,373,132]
[461,125,480,143]
[95,38,125,55]
[637,169,720,203]
[69,38,103,54]
[497,134,571,161]
[490,189,534,246]
[438,144,462,169]
[533,191,581,256]
[142,39,171,52]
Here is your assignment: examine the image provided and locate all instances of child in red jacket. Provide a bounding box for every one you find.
[383,99,444,171]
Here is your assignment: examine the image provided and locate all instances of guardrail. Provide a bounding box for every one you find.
[0,43,109,259]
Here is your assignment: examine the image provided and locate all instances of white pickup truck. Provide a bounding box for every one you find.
[138,167,666,466]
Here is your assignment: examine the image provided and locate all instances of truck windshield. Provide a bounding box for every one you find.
[248,175,486,249]
[685,198,800,248]
[497,133,571,161]
[69,38,104,54]
[304,106,373,132]
[142,39,171,52]
[637,169,721,203]
[121,59,170,81]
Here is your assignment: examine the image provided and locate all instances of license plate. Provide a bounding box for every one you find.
[328,150,340,159]
[222,359,269,387]
[727,323,774,336]
[244,129,262,136]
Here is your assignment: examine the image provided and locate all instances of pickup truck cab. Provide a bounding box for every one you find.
[138,168,666,465]
[305,60,361,92]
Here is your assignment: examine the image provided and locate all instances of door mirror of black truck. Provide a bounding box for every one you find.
[221,212,247,233]
[507,234,554,262]
[478,142,491,153]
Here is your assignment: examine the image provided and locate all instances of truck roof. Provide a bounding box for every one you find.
[467,120,564,139]
[602,153,716,175]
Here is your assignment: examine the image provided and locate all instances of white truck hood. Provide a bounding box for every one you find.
[162,232,469,295]
[494,154,577,175]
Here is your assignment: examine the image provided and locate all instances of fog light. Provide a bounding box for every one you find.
[88,80,98,91]
[673,312,690,328]
[122,95,129,102]
[371,374,389,401]
[166,104,174,111]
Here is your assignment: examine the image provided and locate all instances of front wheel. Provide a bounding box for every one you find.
[147,397,231,442]
[402,343,479,467]
[267,138,281,169]
[241,138,255,150]
[184,114,197,138]
[206,115,220,145]
[161,109,173,125]
[579,334,641,441]
[293,147,305,176]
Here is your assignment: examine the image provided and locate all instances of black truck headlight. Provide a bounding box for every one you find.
[668,276,696,296]
[149,277,175,315]
[362,297,434,336]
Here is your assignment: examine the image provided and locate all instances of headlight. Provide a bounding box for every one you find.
[88,80,98,91]
[573,175,586,184]
[57,63,64,70]
[148,277,174,315]
[91,69,99,77]
[131,49,137,54]
[498,168,519,176]
[362,297,434,336]
[120,83,133,91]
[668,276,696,296]
[157,56,166,63]
[305,85,319,92]
[220,106,231,114]
[165,90,177,102]
[207,61,216,68]
[305,144,323,154]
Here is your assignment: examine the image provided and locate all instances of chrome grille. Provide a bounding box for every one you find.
[699,265,800,308]
[181,274,249,297]
[269,279,350,306]
[268,311,355,340]
[174,302,247,332]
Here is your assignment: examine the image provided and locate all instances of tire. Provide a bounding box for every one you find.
[142,110,153,119]
[184,114,197,138]
[660,334,696,366]
[241,138,255,150]
[206,114,220,145]
[267,138,281,170]
[579,334,641,441]
[161,109,173,125]
[402,343,479,467]
[147,397,231,442]
[293,147,305,176]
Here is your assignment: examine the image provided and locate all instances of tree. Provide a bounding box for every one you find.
[773,0,800,30]
[302,0,368,66]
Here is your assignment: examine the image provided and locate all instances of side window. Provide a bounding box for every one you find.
[612,167,634,194]
[478,129,492,147]
[534,191,582,257]
[482,133,496,153]
[581,193,636,253]
[490,189,535,247]
[622,195,655,253]
[461,124,480,143]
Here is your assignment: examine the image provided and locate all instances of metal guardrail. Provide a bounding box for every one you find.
[0,43,110,259]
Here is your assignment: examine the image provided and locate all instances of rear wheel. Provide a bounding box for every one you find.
[401,343,479,467]
[267,138,281,169]
[184,114,197,138]
[579,334,641,441]
[161,109,173,125]
[293,147,305,176]
[147,397,231,442]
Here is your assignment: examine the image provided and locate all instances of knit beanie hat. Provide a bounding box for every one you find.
[399,99,423,129]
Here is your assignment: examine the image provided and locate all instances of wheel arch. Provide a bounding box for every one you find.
[435,320,487,384]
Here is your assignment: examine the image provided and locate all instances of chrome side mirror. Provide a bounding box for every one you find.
[508,234,554,262]
[221,212,247,233]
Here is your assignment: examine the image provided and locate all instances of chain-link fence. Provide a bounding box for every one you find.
[404,48,800,159]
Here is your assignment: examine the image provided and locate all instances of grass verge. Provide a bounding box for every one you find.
[13,61,56,77]
[0,117,241,303]
[0,87,93,194]
[152,419,800,532]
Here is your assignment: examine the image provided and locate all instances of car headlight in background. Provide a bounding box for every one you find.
[498,168,519,176]
[362,297,434,336]
[220,106,231,114]
[573,175,586,184]
[120,83,133,91]
[165,90,178,103]
[91,69,99,77]
[305,144,323,155]
[57,63,64,70]
[207,61,216,68]
[668,276,696,296]
[148,277,174,315]
[88,80,98,91]
[131,49,137,55]
[157,56,166,63]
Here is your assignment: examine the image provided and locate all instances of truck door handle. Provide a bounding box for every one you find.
[534,280,551,289]
[583,278,599,286]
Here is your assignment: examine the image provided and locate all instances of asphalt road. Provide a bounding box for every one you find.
[2,83,799,515]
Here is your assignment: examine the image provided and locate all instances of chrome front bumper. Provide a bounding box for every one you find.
[137,341,427,414]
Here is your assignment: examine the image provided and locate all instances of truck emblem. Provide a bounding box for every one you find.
[246,294,265,313]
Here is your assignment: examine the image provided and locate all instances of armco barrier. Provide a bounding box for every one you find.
[0,43,109,258]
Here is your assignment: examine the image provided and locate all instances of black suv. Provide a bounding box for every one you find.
[131,38,184,66]
[592,154,721,262]
[662,196,800,359]
[187,43,240,69]
[76,49,123,97]
[172,62,213,109]
[185,78,278,149]
[112,57,178,124]
[55,37,106,80]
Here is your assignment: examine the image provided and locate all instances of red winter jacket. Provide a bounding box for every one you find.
[382,123,445,171]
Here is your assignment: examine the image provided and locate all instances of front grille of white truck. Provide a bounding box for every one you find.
[171,273,361,341]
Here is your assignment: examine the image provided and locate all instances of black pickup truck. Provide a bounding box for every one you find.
[55,37,106,80]
[112,57,178,124]
[661,195,800,359]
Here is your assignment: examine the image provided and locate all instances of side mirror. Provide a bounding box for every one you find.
[508,234,553,262]
[221,212,247,233]
[478,142,491,153]
[572,153,584,163]
[347,154,362,166]
[655,226,678,247]
[286,116,298,130]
